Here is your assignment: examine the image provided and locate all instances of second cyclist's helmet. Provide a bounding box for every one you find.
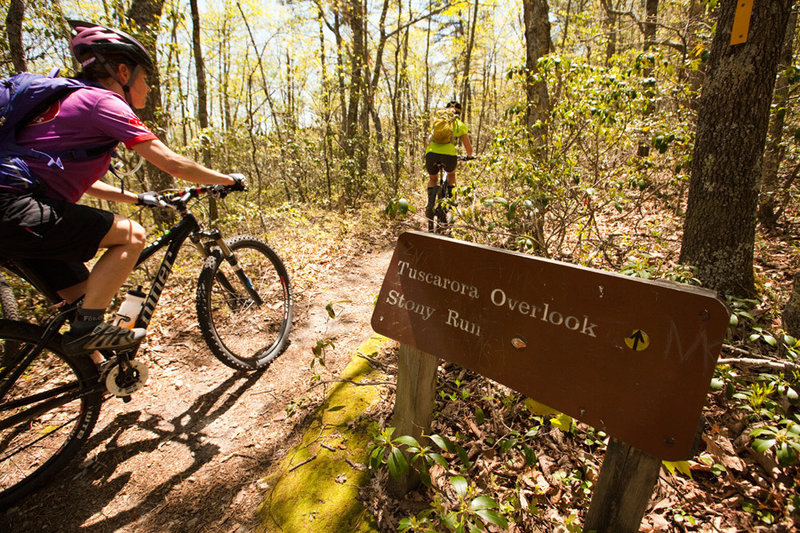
[68,20,154,72]
[446,100,462,113]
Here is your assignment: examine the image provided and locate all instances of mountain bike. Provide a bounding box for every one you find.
[427,154,473,234]
[0,183,293,508]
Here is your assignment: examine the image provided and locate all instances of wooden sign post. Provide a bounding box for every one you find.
[371,232,729,532]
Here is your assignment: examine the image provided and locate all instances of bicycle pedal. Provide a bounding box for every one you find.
[104,360,149,397]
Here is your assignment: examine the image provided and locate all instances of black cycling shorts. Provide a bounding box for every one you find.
[425,152,458,175]
[0,191,115,293]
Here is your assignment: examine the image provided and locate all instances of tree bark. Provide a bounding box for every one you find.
[522,0,552,146]
[461,0,479,115]
[759,9,797,229]
[189,0,216,220]
[6,0,27,73]
[367,0,394,180]
[342,0,369,205]
[637,0,658,157]
[318,8,333,206]
[127,0,173,227]
[601,0,618,64]
[679,0,793,297]
[783,272,800,337]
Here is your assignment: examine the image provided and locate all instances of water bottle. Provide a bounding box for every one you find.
[115,286,146,329]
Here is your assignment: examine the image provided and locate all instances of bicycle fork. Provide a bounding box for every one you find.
[192,230,263,306]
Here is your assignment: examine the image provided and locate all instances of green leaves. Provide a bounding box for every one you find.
[469,495,507,529]
[370,430,509,531]
[748,327,778,347]
[385,197,411,218]
[311,338,334,358]
[750,418,800,466]
[387,445,410,478]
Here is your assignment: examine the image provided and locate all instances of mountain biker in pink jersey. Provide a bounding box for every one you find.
[0,20,243,358]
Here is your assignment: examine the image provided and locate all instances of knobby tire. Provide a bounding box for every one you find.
[0,319,102,509]
[0,278,18,321]
[0,279,20,368]
[196,236,293,371]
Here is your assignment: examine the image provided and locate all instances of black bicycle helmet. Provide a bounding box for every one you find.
[68,20,155,73]
[446,100,462,113]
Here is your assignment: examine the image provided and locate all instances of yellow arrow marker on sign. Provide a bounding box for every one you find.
[625,330,650,351]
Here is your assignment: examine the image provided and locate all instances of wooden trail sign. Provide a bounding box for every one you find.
[372,232,729,460]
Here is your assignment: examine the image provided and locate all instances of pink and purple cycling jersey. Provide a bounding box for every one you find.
[16,86,157,202]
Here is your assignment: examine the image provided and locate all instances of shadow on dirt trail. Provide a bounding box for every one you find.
[1,245,394,533]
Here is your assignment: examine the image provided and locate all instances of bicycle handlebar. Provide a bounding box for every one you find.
[457,155,475,161]
[151,183,244,211]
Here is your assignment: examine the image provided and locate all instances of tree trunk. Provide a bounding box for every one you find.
[318,8,333,206]
[332,10,348,136]
[759,9,797,229]
[189,0,217,220]
[6,0,27,73]
[783,272,800,337]
[343,0,369,205]
[423,0,433,140]
[602,0,618,64]
[367,0,393,180]
[679,0,792,297]
[637,0,658,157]
[127,0,173,226]
[461,0,479,115]
[522,0,552,147]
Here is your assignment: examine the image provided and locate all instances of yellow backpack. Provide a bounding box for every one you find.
[431,108,456,144]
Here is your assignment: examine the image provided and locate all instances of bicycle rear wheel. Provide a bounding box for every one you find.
[196,235,293,371]
[0,277,20,368]
[0,276,19,321]
[0,320,102,509]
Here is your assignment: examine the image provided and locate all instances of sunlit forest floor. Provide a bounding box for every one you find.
[1,194,798,531]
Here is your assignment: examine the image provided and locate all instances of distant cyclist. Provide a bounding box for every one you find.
[0,20,243,359]
[424,100,473,231]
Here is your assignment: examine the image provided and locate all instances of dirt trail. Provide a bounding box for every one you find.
[1,245,394,533]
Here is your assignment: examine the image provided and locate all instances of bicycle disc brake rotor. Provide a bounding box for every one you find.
[104,360,149,396]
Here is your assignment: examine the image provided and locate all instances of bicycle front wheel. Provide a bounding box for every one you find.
[196,235,293,371]
[0,320,102,509]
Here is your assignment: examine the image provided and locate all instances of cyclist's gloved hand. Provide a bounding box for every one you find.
[137,192,167,207]
[228,173,246,191]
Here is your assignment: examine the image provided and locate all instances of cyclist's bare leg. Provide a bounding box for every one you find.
[56,281,87,304]
[57,216,145,309]
[61,216,147,357]
[426,174,441,231]
[84,216,146,310]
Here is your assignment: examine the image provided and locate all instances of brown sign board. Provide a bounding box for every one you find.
[371,232,729,460]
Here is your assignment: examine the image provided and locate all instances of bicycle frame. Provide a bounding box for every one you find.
[134,212,200,330]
